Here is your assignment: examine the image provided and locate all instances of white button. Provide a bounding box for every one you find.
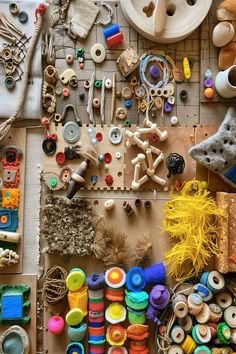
[116,152,121,159]
[105,79,112,89]
[90,43,106,64]
[171,116,178,126]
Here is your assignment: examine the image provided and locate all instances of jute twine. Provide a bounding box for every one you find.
[43,265,68,305]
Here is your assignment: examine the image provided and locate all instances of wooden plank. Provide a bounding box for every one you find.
[0,274,37,354]
[0,128,26,274]
[42,197,170,354]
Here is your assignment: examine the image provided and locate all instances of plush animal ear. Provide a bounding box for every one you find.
[189,107,236,188]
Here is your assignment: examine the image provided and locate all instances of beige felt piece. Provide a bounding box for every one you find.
[42,197,170,354]
[0,128,26,274]
[120,0,213,43]
[0,274,37,354]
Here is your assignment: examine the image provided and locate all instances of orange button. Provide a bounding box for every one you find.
[1,215,8,224]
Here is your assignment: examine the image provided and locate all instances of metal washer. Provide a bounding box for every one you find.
[63,122,81,144]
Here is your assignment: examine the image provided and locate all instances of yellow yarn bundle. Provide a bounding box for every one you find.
[163,180,224,282]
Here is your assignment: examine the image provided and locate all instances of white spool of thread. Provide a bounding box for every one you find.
[215,65,236,98]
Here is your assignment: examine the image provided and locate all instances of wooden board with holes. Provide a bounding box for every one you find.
[0,274,37,354]
[43,123,125,190]
[124,126,196,190]
[42,197,170,354]
[0,128,26,274]
[195,125,235,192]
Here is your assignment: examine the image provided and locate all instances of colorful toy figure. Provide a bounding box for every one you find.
[2,189,20,209]
[0,284,31,324]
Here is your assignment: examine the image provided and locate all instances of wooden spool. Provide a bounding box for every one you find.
[120,0,213,43]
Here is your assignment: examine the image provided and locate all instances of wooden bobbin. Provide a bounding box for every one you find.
[195,303,211,324]
[188,293,203,316]
[209,303,223,322]
[215,291,232,310]
[178,315,193,333]
[171,325,185,344]
[172,294,188,319]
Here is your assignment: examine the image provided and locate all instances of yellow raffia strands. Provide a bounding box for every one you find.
[163,180,224,282]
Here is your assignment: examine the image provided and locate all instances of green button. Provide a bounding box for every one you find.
[50,178,57,188]
[94,80,102,89]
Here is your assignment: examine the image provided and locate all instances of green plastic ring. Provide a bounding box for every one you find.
[124,119,131,127]
[5,76,15,90]
[94,80,102,89]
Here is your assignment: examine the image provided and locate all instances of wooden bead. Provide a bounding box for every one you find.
[93,98,101,109]
[66,54,74,65]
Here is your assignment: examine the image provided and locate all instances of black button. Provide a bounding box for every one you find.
[42,138,56,155]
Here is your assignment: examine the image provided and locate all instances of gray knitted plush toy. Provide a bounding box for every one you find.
[189,107,236,188]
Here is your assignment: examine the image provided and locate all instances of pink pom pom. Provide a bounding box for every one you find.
[48,315,65,335]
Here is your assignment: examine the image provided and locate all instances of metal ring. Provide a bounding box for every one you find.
[9,3,19,15]
[54,113,62,123]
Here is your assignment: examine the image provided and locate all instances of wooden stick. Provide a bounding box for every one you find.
[153,0,166,36]
[110,72,116,123]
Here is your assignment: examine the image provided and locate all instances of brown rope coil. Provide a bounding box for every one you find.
[43,265,68,305]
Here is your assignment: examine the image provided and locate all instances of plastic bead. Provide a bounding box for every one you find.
[183,57,191,80]
[93,98,101,109]
[90,175,98,185]
[204,88,214,99]
[76,48,84,58]
[104,153,112,164]
[56,152,66,165]
[204,79,213,88]
[63,88,70,97]
[107,32,124,48]
[94,80,102,89]
[105,79,112,89]
[78,57,84,63]
[48,315,65,335]
[171,116,178,126]
[150,65,160,79]
[79,92,85,100]
[49,178,57,188]
[125,99,132,108]
[164,102,172,113]
[96,132,103,142]
[105,175,113,186]
[98,154,105,163]
[79,62,84,70]
[103,23,120,40]
[116,152,121,159]
[204,69,213,79]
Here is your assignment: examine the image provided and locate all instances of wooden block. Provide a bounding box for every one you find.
[0,274,37,354]
[215,193,236,273]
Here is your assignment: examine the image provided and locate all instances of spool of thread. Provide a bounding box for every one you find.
[224,306,236,328]
[194,345,211,354]
[216,291,232,310]
[195,303,211,324]
[199,272,209,287]
[188,294,203,316]
[217,322,231,345]
[209,303,223,322]
[168,345,184,354]
[231,328,236,344]
[170,325,185,344]
[181,335,197,354]
[206,271,225,293]
[192,324,211,344]
[172,294,188,319]
[194,284,212,302]
[178,315,193,333]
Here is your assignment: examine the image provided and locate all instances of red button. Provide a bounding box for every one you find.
[56,152,66,165]
[104,152,112,164]
[105,175,113,186]
[96,132,103,142]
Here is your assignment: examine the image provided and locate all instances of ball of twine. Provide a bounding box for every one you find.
[43,265,68,305]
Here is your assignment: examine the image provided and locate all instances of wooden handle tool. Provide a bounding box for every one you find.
[153,0,167,36]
